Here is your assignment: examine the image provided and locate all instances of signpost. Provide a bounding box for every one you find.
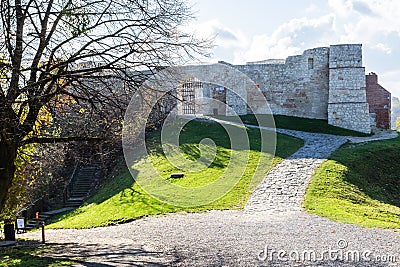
[16,218,25,233]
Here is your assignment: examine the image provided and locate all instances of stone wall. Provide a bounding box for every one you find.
[327,44,371,134]
[164,44,386,134]
[176,64,256,116]
[233,47,330,119]
[366,72,391,129]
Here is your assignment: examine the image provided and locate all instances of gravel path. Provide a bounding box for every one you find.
[21,127,400,266]
[22,211,400,266]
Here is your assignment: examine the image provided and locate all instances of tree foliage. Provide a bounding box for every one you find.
[0,0,209,214]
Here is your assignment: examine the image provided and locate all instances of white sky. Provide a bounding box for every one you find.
[187,0,400,97]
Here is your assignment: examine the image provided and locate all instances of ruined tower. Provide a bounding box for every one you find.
[327,44,371,134]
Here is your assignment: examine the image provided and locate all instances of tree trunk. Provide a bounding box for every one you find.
[0,141,18,216]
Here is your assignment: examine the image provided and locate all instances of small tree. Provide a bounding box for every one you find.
[0,0,209,214]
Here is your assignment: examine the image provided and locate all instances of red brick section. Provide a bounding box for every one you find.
[366,72,391,129]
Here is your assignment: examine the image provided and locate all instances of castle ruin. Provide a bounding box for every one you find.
[157,44,391,134]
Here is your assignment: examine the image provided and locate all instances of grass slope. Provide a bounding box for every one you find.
[304,136,400,228]
[215,114,370,136]
[49,120,303,228]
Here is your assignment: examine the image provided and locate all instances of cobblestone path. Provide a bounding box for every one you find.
[245,128,347,213]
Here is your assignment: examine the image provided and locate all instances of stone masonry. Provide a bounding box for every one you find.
[235,47,330,120]
[165,44,392,134]
[327,44,370,133]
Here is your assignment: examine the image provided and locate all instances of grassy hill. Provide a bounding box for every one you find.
[49,115,399,230]
[304,136,400,228]
[49,120,303,228]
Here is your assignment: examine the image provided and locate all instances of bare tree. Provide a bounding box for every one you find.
[0,0,209,213]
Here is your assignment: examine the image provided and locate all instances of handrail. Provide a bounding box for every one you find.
[63,161,80,204]
[16,196,44,216]
[12,159,90,219]
[63,162,79,194]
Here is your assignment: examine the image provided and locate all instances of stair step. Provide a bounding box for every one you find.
[72,191,90,194]
[65,201,83,204]
[65,202,83,205]
[27,219,47,224]
[62,164,100,209]
[72,188,91,191]
[68,197,84,201]
[25,223,40,228]
[65,203,82,207]
[65,200,83,203]
[42,207,74,216]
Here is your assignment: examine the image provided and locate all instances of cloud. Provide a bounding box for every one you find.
[185,19,248,50]
[380,70,400,97]
[352,1,376,16]
[235,14,337,63]
[325,0,400,63]
[332,0,400,38]
[180,19,249,62]
[371,43,392,54]
[306,4,319,13]
[213,27,238,41]
[328,0,353,17]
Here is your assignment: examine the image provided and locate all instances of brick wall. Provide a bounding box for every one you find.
[366,72,391,129]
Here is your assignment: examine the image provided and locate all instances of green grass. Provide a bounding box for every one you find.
[304,136,400,228]
[0,244,75,267]
[48,120,303,228]
[214,114,370,136]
